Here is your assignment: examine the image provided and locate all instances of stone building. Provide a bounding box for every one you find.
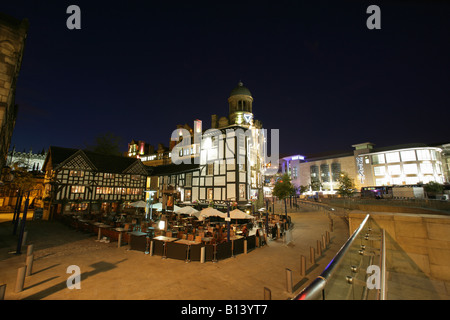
[0,13,28,173]
[6,147,47,171]
[290,142,449,197]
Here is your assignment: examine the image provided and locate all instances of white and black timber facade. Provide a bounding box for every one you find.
[148,82,266,208]
[43,146,149,216]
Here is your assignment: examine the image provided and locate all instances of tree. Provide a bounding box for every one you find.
[337,172,355,197]
[423,181,444,199]
[85,132,123,156]
[309,179,323,192]
[272,173,295,218]
[299,185,309,195]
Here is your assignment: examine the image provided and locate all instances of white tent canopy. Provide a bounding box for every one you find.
[129,200,147,208]
[197,207,227,221]
[174,206,199,215]
[150,202,181,212]
[228,209,255,219]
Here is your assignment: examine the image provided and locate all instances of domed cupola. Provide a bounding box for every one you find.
[228,81,254,126]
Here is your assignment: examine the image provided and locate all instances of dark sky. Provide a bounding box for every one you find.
[3,0,450,157]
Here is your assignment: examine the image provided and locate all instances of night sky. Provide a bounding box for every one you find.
[3,1,450,157]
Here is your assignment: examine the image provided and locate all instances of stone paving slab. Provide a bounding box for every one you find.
[1,208,349,300]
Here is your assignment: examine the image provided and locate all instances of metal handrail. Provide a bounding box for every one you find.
[292,214,370,300]
[380,228,387,300]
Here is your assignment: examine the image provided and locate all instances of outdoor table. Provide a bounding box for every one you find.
[129,231,148,252]
[175,239,200,245]
[97,224,112,240]
[115,227,126,247]
[202,237,213,243]
[153,236,177,242]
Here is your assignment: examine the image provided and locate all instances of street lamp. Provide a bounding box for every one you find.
[223,197,236,242]
[144,190,156,221]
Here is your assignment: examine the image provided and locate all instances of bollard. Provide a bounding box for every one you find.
[200,246,205,263]
[22,231,28,246]
[326,231,330,246]
[0,284,5,300]
[310,247,315,264]
[285,268,293,293]
[317,240,322,256]
[26,254,34,276]
[27,244,34,256]
[244,240,247,254]
[264,287,271,300]
[118,232,122,248]
[150,241,154,256]
[15,266,26,293]
[330,219,334,232]
[300,255,306,277]
[97,228,102,240]
[322,234,326,249]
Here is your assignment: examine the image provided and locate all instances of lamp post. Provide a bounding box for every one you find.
[15,189,39,254]
[223,197,236,242]
[144,190,156,221]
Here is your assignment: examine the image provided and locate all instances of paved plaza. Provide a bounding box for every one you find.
[0,206,350,300]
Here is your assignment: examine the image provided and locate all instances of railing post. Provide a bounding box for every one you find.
[286,268,293,293]
[322,234,326,249]
[25,254,34,276]
[264,287,271,300]
[15,266,26,293]
[300,255,306,277]
[310,247,315,264]
[200,246,205,263]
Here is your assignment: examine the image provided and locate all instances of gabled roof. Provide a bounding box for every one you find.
[44,146,149,175]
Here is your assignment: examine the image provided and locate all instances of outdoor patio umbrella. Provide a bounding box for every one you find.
[174,206,199,216]
[229,209,256,219]
[197,207,227,221]
[129,200,147,208]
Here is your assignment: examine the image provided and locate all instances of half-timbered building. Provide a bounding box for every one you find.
[147,81,266,208]
[42,146,149,217]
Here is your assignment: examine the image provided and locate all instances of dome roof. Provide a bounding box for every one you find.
[229,81,252,97]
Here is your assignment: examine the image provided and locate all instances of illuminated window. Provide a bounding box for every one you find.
[386,152,400,163]
[374,166,386,176]
[185,173,192,187]
[104,173,115,179]
[371,154,385,165]
[420,162,433,174]
[417,149,431,160]
[375,178,385,186]
[184,189,191,201]
[320,164,330,182]
[131,175,141,181]
[239,184,245,199]
[69,170,84,177]
[392,177,403,185]
[96,187,113,194]
[403,163,418,174]
[115,187,127,195]
[431,150,437,160]
[405,176,419,185]
[331,163,341,181]
[207,163,214,175]
[71,185,85,193]
[400,150,416,162]
[388,165,401,175]
[207,188,213,200]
